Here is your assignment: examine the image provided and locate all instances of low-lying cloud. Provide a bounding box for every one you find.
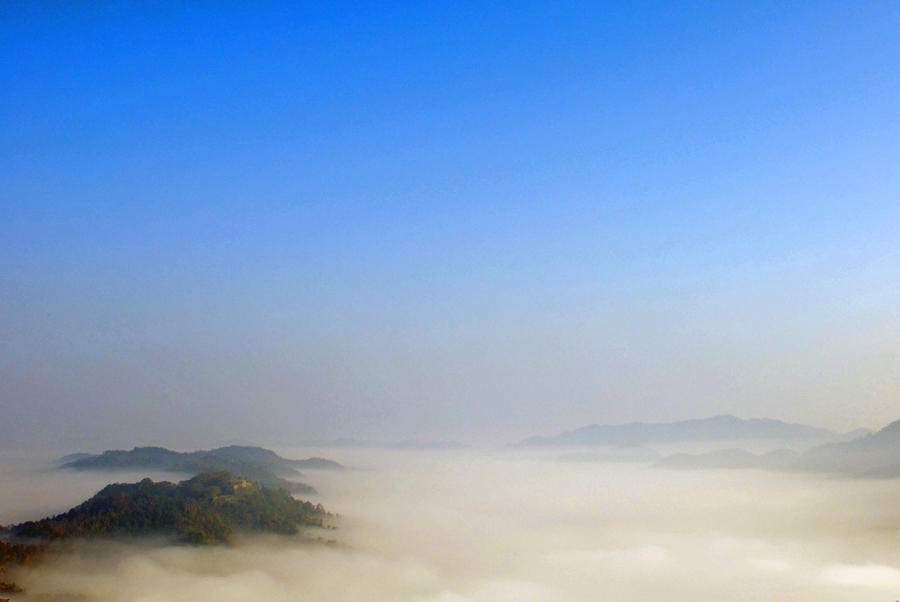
[4,448,900,601]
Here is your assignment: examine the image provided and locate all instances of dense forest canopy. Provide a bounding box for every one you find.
[9,472,331,545]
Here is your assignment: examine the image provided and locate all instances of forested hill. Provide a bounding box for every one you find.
[60,446,344,493]
[9,472,331,545]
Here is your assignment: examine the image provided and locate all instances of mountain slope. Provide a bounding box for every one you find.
[11,472,330,545]
[791,419,900,475]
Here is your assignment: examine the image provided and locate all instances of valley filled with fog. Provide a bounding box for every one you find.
[4,448,900,602]
[5,2,900,601]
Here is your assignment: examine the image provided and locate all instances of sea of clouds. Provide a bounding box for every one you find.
[3,447,900,601]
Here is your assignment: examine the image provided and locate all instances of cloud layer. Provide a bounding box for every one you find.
[5,449,900,601]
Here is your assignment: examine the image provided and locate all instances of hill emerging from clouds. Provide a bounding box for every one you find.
[60,446,344,494]
[6,472,331,545]
[514,415,860,448]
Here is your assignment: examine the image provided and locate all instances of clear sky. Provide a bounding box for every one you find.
[2,1,899,449]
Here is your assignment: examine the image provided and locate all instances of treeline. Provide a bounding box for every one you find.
[0,537,49,599]
[0,541,47,566]
[11,472,331,545]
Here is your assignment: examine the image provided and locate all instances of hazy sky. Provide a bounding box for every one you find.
[2,1,900,449]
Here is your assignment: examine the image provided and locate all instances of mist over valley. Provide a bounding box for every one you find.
[5,425,900,601]
[4,0,900,600]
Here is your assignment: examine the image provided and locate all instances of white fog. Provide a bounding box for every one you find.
[4,448,900,602]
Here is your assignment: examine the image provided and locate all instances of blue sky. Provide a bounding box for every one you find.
[2,1,900,448]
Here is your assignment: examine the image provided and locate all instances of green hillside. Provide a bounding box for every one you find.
[11,472,331,545]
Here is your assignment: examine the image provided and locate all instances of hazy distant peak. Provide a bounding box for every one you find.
[293,457,346,470]
[659,417,900,477]
[876,419,900,437]
[514,415,842,448]
[840,428,876,441]
[656,448,803,471]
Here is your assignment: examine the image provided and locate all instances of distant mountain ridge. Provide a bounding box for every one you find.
[793,419,900,476]
[657,448,802,471]
[60,446,345,493]
[515,415,856,448]
[657,419,898,477]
